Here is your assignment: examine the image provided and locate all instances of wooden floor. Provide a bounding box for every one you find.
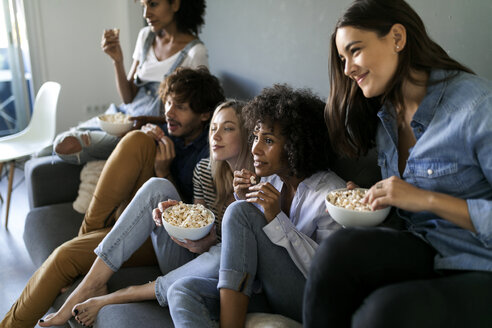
[0,163,38,325]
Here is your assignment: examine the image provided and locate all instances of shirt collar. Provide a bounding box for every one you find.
[268,171,330,193]
[411,69,449,129]
[171,123,210,150]
[378,69,450,129]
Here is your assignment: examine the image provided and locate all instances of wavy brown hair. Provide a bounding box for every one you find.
[159,66,224,117]
[244,84,334,179]
[327,0,474,158]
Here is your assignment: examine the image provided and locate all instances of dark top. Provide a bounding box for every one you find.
[162,123,209,203]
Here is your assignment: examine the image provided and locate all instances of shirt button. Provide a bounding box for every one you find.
[146,90,152,95]
[427,169,433,175]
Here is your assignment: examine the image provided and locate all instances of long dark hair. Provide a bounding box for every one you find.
[327,0,474,158]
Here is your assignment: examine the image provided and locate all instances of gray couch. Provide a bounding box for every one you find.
[23,152,383,328]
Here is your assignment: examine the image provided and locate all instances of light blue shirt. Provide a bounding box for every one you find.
[259,170,346,278]
[377,69,492,272]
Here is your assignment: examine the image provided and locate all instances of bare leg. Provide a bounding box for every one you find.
[38,257,114,327]
[220,288,249,328]
[73,282,157,327]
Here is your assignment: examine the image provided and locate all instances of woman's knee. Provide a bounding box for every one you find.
[140,177,176,196]
[54,132,90,155]
[167,277,202,307]
[222,201,263,230]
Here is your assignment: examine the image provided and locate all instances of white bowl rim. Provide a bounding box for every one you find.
[97,114,133,125]
[162,205,215,230]
[325,187,390,214]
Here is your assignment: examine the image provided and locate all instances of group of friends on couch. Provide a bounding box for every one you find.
[2,0,492,327]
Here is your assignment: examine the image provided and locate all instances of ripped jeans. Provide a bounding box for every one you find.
[53,128,120,164]
[53,103,123,164]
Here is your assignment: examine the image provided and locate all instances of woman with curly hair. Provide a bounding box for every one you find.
[55,0,209,164]
[166,84,346,327]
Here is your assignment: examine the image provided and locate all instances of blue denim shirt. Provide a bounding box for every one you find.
[376,69,492,272]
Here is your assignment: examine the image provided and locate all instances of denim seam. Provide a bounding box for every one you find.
[96,193,160,270]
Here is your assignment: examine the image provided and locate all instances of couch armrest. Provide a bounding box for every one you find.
[24,156,83,209]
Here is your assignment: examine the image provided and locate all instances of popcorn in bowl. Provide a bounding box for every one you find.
[99,112,131,124]
[327,189,372,212]
[98,113,133,136]
[161,202,215,241]
[162,202,214,228]
[325,188,391,227]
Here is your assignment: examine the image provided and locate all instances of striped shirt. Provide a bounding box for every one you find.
[192,158,226,238]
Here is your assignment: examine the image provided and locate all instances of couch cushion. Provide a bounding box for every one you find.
[73,160,106,214]
[23,203,83,267]
[24,156,82,209]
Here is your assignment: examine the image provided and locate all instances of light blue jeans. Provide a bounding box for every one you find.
[94,177,221,306]
[167,201,306,327]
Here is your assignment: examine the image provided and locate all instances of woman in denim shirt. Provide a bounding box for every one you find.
[303,0,492,327]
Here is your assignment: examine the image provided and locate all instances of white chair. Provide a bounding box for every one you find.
[0,81,61,229]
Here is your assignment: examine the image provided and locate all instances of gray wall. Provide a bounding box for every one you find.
[24,0,492,132]
[200,0,492,100]
[25,0,144,133]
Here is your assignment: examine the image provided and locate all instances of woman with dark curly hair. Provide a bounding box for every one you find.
[166,84,346,327]
[54,0,209,165]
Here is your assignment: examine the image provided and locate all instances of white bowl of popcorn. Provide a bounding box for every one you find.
[325,188,390,227]
[98,113,133,136]
[162,202,215,241]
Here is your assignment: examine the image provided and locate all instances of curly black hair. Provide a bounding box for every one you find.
[244,84,335,179]
[174,0,206,35]
[136,0,206,35]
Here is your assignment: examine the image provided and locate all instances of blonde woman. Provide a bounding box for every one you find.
[38,100,253,327]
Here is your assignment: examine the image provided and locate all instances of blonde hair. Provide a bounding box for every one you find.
[209,100,253,211]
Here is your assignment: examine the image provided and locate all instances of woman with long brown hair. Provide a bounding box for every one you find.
[304,0,492,327]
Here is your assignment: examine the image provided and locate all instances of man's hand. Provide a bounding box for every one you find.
[154,136,175,178]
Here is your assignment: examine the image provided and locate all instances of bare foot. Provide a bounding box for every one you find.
[38,284,108,327]
[73,295,108,327]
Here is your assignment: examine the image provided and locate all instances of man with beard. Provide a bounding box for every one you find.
[0,66,224,328]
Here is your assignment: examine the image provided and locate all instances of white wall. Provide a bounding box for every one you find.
[200,0,492,100]
[24,0,492,133]
[24,0,143,133]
